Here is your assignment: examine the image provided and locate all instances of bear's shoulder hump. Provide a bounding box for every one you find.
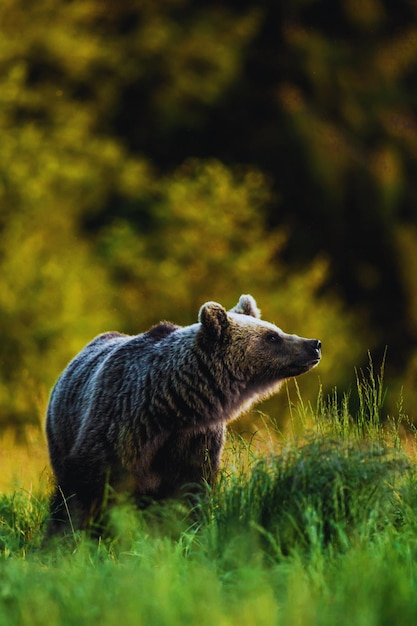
[145,322,180,343]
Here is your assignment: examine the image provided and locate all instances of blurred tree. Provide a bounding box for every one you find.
[0,0,148,428]
[0,206,117,431]
[86,158,362,433]
[87,158,362,403]
[51,0,416,378]
[1,0,417,430]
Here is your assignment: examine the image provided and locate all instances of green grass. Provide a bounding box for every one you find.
[2,360,417,626]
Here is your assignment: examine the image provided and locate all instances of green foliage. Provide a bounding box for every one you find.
[206,437,408,561]
[96,159,278,327]
[0,375,417,625]
[0,489,46,556]
[205,358,409,560]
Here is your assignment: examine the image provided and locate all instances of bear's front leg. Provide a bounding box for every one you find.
[140,425,226,501]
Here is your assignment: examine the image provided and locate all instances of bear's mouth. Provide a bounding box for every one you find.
[298,353,321,372]
[283,358,320,377]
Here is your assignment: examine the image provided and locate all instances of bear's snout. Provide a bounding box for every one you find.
[307,339,321,363]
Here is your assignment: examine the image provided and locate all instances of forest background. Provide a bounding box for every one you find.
[1,0,417,449]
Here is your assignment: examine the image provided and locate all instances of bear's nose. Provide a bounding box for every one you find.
[312,340,321,357]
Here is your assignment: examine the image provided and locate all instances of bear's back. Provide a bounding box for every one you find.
[47,324,181,435]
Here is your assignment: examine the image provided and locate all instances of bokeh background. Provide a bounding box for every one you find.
[1,0,417,466]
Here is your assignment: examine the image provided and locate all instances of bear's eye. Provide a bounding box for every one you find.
[266,332,282,344]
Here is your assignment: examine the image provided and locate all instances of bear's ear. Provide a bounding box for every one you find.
[198,302,229,339]
[230,294,261,318]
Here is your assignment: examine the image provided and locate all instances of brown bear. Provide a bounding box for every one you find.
[45,294,321,534]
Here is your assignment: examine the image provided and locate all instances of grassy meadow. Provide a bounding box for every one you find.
[1,364,417,626]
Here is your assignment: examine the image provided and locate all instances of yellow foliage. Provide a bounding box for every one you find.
[0,206,118,428]
[376,28,417,80]
[344,0,384,29]
[0,0,368,437]
[396,226,417,332]
[0,428,49,492]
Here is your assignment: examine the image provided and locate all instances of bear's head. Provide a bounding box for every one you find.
[198,294,321,387]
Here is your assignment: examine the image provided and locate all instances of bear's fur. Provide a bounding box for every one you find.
[46,294,321,534]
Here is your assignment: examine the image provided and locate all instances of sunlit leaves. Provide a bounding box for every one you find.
[1,0,409,431]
